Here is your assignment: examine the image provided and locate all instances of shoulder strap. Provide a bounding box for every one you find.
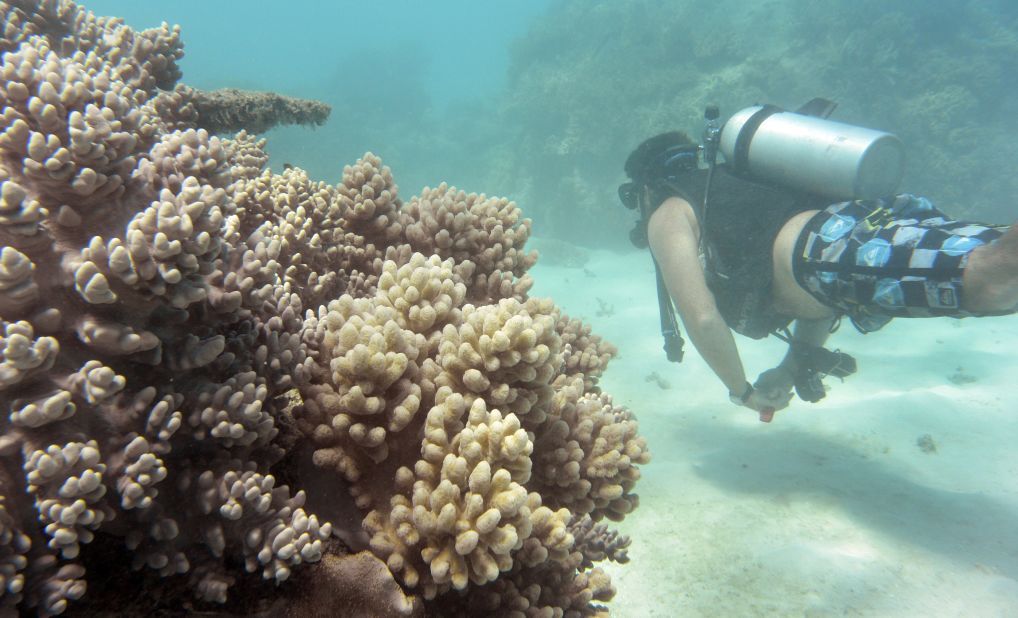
[654,260,685,362]
[638,186,685,362]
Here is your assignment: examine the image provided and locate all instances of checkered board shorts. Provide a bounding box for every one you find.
[793,194,1009,333]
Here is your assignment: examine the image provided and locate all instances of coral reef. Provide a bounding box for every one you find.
[0,0,648,615]
[171,86,332,136]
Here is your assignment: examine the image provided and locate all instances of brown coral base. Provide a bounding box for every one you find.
[67,537,423,618]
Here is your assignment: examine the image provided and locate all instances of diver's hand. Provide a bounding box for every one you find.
[754,366,796,402]
[745,385,792,423]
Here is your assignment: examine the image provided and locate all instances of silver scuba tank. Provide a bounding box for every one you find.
[718,105,905,200]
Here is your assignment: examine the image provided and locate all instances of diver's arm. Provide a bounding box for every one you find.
[647,198,747,395]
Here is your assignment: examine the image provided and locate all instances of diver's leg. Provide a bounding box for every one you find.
[963,222,1018,313]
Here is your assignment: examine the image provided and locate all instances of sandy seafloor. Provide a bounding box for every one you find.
[528,242,1018,618]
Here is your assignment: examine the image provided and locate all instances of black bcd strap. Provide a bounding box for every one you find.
[654,259,685,362]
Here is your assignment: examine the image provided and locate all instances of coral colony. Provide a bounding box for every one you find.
[0,1,648,615]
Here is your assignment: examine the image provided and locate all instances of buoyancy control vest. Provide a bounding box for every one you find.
[653,167,830,339]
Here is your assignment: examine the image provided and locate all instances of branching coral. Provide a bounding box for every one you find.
[436,513,624,617]
[556,314,617,392]
[531,378,649,521]
[304,257,644,610]
[433,297,561,423]
[0,1,649,615]
[401,183,537,303]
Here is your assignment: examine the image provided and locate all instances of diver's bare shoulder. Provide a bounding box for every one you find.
[651,196,701,243]
[646,196,731,327]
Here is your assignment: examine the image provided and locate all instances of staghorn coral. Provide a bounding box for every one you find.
[0,0,648,615]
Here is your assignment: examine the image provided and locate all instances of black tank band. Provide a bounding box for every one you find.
[731,105,782,177]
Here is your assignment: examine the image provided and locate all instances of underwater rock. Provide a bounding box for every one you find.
[948,367,979,385]
[916,434,938,454]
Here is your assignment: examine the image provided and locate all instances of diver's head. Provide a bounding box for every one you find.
[623,131,698,186]
[619,131,698,211]
[620,131,698,246]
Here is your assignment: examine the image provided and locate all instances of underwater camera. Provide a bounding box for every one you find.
[719,103,905,200]
[791,343,858,403]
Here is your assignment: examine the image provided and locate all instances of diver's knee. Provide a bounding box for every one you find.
[963,280,1018,313]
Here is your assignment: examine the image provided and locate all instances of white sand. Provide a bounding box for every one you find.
[529,245,1018,618]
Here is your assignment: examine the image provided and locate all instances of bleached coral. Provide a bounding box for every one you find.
[363,394,571,599]
[401,183,537,303]
[434,298,561,422]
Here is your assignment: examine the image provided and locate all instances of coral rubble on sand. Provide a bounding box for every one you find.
[0,1,647,615]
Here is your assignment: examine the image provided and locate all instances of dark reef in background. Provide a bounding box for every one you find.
[477,0,1018,249]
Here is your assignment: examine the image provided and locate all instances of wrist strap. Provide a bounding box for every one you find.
[731,381,753,404]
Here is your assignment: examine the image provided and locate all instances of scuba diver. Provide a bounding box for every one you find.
[620,101,1018,422]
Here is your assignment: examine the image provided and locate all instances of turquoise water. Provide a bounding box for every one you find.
[85,0,550,194]
[7,1,1018,615]
[85,0,549,100]
[90,0,1018,250]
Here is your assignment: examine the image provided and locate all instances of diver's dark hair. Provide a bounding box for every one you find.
[624,131,696,182]
[623,131,698,248]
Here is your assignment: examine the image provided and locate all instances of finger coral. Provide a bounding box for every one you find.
[0,0,649,616]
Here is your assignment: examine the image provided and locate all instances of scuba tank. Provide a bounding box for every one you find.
[719,104,905,200]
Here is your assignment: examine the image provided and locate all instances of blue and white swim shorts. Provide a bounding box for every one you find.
[793,194,1009,333]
